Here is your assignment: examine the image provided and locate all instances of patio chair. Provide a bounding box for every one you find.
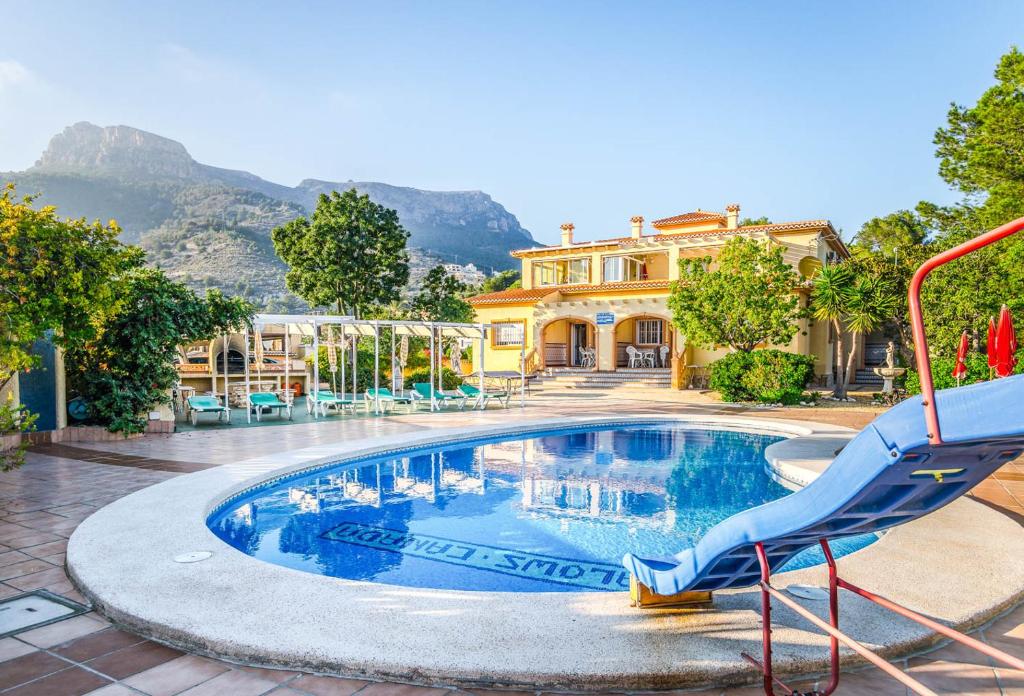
[625,346,642,369]
[659,345,670,368]
[624,216,1024,695]
[186,395,230,426]
[365,387,415,413]
[458,383,510,408]
[412,382,467,410]
[248,392,292,421]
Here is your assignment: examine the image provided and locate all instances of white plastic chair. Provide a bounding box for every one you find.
[659,345,670,368]
[626,346,642,368]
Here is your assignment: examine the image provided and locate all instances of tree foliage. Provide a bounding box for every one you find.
[853,210,928,257]
[271,189,410,317]
[739,216,772,227]
[477,269,521,294]
[0,184,141,382]
[810,261,899,399]
[668,237,803,352]
[412,265,474,323]
[66,269,252,434]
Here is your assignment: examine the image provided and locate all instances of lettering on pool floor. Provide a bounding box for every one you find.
[321,522,630,591]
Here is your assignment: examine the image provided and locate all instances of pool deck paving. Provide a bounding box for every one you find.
[1,390,1022,695]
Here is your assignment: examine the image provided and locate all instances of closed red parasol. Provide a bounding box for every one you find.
[995,304,1018,377]
[987,315,998,372]
[952,331,969,383]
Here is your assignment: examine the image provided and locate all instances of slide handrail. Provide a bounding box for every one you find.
[908,215,1024,445]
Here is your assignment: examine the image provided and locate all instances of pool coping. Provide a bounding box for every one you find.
[66,414,1024,691]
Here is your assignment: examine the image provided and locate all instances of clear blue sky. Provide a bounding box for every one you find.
[2,1,1022,245]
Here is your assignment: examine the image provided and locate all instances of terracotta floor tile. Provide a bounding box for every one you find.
[0,549,33,567]
[903,659,1001,694]
[4,531,64,549]
[85,640,185,680]
[825,667,910,695]
[288,674,372,695]
[53,627,148,662]
[176,669,280,695]
[16,613,108,649]
[237,665,303,684]
[0,636,38,663]
[6,566,71,591]
[356,683,452,696]
[122,653,231,696]
[917,637,994,667]
[82,685,138,696]
[0,650,71,689]
[2,665,111,696]
[0,558,54,581]
[994,667,1024,695]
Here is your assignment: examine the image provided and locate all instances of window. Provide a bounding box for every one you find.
[602,255,645,283]
[635,319,663,345]
[533,258,589,286]
[493,321,525,347]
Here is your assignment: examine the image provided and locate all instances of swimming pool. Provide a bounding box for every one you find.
[208,423,876,592]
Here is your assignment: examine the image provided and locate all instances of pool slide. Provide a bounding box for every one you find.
[622,373,1024,594]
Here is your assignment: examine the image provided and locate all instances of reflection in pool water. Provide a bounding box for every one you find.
[208,424,876,592]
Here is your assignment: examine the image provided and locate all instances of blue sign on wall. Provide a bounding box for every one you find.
[595,312,615,325]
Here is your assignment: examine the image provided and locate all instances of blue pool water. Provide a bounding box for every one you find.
[208,424,876,592]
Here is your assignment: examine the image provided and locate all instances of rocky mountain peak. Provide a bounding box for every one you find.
[33,121,198,179]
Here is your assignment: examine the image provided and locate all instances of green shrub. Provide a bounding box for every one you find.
[905,353,993,394]
[709,350,816,404]
[709,352,754,401]
[404,367,463,390]
[1,395,38,472]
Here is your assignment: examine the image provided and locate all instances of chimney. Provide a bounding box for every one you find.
[725,203,740,229]
[630,215,644,239]
[560,222,575,246]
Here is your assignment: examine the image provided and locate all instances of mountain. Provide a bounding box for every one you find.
[3,122,535,309]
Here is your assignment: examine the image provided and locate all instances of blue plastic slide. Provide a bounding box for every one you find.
[623,374,1024,594]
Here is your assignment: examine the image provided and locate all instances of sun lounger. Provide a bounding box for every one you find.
[248,392,292,421]
[458,383,509,408]
[306,390,353,417]
[186,395,230,426]
[412,382,467,410]
[365,387,414,413]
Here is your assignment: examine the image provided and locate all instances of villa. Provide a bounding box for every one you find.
[469,204,850,388]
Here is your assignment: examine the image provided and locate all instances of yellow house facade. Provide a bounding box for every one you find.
[468,204,849,389]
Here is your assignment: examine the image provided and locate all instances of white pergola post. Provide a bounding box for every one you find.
[478,322,486,410]
[244,325,252,423]
[284,327,290,405]
[373,320,381,414]
[312,320,320,419]
[390,326,396,396]
[520,336,526,409]
[351,331,358,407]
[429,324,436,411]
[222,335,229,410]
[339,325,346,402]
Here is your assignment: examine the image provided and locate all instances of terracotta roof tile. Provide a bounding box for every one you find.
[467,287,554,305]
[468,280,671,305]
[650,210,727,227]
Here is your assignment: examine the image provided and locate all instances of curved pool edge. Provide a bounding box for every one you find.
[66,414,1024,691]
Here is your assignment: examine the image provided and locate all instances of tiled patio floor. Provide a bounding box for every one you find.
[1,393,1022,695]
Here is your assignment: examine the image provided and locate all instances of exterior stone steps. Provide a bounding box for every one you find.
[536,369,672,390]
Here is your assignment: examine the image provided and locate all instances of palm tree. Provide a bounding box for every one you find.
[811,263,898,399]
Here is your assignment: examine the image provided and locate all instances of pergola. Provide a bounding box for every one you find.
[216,314,525,423]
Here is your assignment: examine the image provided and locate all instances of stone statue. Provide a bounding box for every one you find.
[884,341,896,369]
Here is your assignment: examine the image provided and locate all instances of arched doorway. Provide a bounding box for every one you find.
[613,314,674,369]
[540,317,597,369]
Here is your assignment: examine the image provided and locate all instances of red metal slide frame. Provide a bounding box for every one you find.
[741,216,1024,695]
